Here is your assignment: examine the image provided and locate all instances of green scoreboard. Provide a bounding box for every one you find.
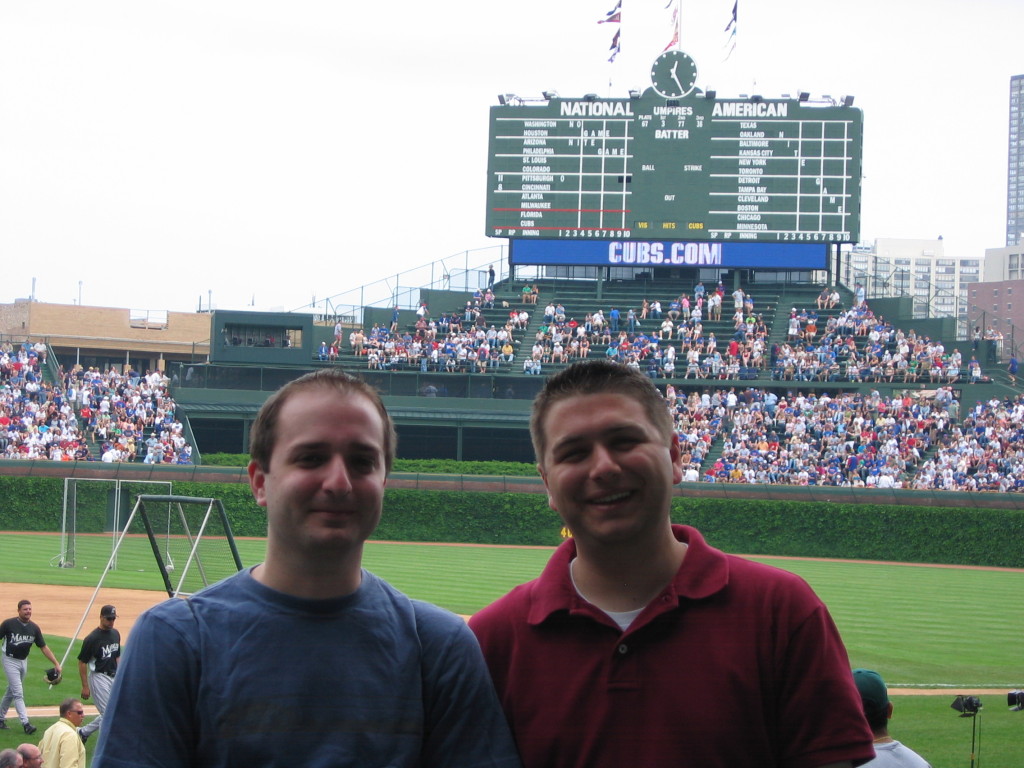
[485,89,863,244]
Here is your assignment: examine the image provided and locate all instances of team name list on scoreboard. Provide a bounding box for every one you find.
[485,94,863,244]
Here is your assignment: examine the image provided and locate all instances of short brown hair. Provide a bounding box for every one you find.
[58,698,82,717]
[249,369,397,473]
[530,360,674,464]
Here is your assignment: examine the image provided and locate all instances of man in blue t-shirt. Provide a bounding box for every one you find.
[94,370,520,768]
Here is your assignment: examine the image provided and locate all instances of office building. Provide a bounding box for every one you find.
[842,238,979,322]
[1009,74,1024,246]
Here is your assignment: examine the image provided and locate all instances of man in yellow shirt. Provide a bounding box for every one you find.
[39,698,86,768]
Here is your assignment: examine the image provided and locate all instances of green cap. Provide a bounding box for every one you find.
[852,668,889,720]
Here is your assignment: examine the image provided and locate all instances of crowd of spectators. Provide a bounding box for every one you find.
[530,281,999,388]
[327,281,1010,398]
[0,340,193,463]
[519,274,1006,395]
[665,386,728,472]
[343,289,524,373]
[337,281,775,380]
[523,282,768,380]
[509,280,1018,493]
[324,283,1024,494]
[314,280,1021,494]
[679,386,953,487]
[654,380,1024,492]
[8,291,1024,491]
[912,393,1024,491]
[771,304,988,385]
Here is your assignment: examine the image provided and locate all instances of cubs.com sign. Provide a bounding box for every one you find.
[510,240,828,269]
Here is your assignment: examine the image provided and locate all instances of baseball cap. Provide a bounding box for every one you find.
[852,668,889,720]
[100,605,117,619]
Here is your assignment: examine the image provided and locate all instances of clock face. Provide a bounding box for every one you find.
[650,50,698,98]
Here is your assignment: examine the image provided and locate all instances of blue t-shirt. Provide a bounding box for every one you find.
[93,568,520,768]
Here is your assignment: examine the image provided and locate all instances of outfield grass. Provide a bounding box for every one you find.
[749,557,1023,688]
[1,533,267,592]
[4,534,1022,686]
[2,533,1021,767]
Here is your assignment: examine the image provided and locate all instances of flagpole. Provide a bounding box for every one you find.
[724,1,737,62]
[599,0,622,90]
[675,0,682,51]
[662,0,680,54]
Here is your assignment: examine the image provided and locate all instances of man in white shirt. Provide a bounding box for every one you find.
[852,670,932,767]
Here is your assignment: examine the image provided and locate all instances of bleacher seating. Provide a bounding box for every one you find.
[295,275,1022,490]
[0,339,194,463]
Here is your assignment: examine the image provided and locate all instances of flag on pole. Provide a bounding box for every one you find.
[598,0,621,23]
[598,0,621,62]
[608,29,621,62]
[724,1,737,60]
[662,5,679,51]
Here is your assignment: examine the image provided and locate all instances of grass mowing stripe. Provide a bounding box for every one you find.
[3,534,1021,768]
[5,534,1021,685]
[874,695,1015,768]
[0,533,269,591]
[362,543,552,615]
[368,544,1023,687]
[749,557,1023,687]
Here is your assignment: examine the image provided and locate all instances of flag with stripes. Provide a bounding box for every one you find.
[608,28,621,62]
[724,1,737,59]
[598,0,621,23]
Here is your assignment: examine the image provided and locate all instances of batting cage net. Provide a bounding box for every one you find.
[58,482,244,597]
[54,494,246,673]
[59,478,172,569]
[130,495,244,597]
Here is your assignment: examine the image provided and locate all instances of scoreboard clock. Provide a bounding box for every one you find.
[650,50,698,99]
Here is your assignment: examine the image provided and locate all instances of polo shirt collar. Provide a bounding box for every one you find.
[527,525,730,626]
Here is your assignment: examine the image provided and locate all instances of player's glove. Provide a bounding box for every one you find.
[45,667,62,684]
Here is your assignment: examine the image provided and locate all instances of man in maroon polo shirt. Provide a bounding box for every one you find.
[470,361,874,768]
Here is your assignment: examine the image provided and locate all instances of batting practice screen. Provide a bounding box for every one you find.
[485,93,863,244]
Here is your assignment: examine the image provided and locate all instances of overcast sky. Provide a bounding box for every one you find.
[1,1,1021,314]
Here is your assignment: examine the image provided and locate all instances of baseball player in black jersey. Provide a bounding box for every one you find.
[0,600,62,735]
[77,605,121,743]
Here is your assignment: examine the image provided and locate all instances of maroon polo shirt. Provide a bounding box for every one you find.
[471,525,873,768]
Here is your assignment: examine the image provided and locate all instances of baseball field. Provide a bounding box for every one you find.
[1,532,1021,767]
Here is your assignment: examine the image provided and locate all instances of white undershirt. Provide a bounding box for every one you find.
[569,558,645,631]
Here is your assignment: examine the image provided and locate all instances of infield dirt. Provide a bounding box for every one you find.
[0,582,166,643]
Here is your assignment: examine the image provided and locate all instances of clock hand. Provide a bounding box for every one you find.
[671,64,684,94]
